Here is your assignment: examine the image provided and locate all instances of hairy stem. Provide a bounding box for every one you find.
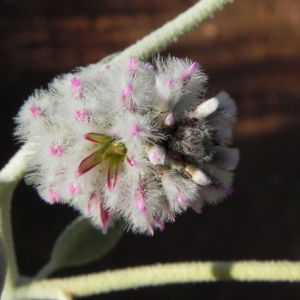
[0,144,33,296]
[110,0,233,62]
[12,261,300,299]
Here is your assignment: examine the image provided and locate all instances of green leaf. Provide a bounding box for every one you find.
[84,133,114,144]
[77,149,103,175]
[50,217,124,271]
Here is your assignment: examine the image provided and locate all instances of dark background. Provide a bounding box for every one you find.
[1,0,300,299]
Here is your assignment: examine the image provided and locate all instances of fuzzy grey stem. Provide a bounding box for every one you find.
[110,0,233,62]
[0,143,33,298]
[0,237,7,297]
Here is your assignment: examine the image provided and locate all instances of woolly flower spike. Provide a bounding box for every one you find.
[15,56,239,235]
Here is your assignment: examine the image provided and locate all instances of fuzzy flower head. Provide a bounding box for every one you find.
[15,56,239,235]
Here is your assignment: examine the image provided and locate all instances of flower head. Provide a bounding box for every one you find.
[15,56,239,235]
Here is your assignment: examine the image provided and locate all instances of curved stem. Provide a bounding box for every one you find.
[12,261,300,299]
[0,143,32,183]
[0,144,33,295]
[110,0,233,62]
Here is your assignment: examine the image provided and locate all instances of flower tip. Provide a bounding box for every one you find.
[147,145,166,165]
[225,187,234,196]
[148,224,155,236]
[186,166,211,186]
[191,61,199,70]
[190,202,202,214]
[164,112,175,127]
[190,97,219,119]
[99,201,111,231]
[154,218,165,231]
[181,61,199,81]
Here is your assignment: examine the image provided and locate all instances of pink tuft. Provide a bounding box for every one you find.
[74,109,89,121]
[167,210,176,222]
[122,83,134,112]
[128,57,139,77]
[68,183,80,195]
[145,62,154,70]
[190,202,202,214]
[135,176,147,215]
[130,124,141,136]
[147,223,154,236]
[154,218,164,231]
[126,156,137,167]
[49,145,64,156]
[166,77,174,87]
[49,189,61,204]
[176,192,188,205]
[181,62,199,81]
[29,106,42,117]
[71,77,83,90]
[122,83,133,99]
[225,187,234,196]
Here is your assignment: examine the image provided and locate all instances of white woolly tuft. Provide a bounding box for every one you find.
[190,97,219,119]
[154,56,207,111]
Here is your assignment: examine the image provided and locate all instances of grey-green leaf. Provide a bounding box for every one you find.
[50,217,124,272]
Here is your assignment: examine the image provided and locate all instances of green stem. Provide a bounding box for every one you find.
[110,0,234,62]
[12,260,300,299]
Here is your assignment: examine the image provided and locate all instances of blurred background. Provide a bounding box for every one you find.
[1,0,300,299]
